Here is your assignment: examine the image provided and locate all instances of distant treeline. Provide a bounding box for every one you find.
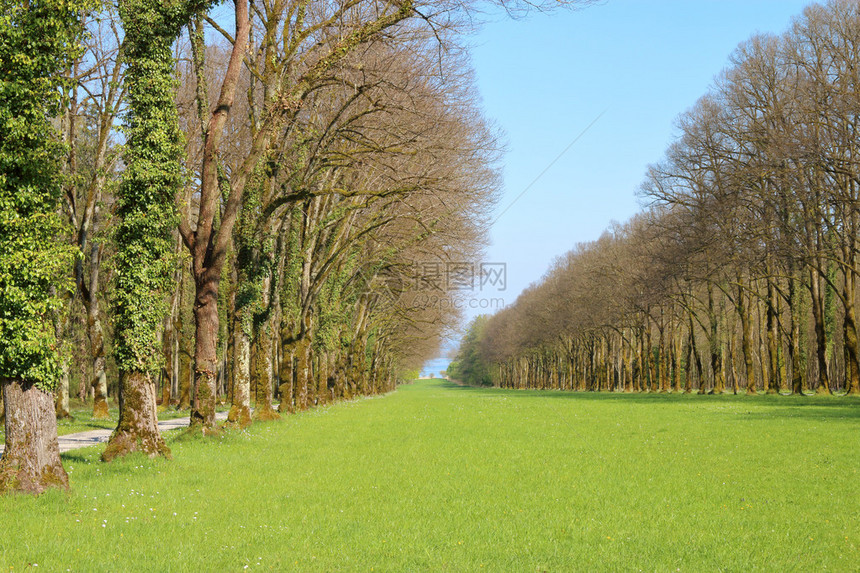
[453,1,860,396]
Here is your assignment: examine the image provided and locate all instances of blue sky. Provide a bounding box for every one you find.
[458,0,810,330]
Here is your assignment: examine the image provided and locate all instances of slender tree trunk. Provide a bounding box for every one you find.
[842,269,860,395]
[0,380,68,494]
[708,285,725,394]
[178,266,192,410]
[278,343,295,413]
[737,278,757,395]
[102,371,169,461]
[84,248,109,418]
[227,317,251,427]
[766,278,782,394]
[809,268,832,394]
[789,273,805,396]
[55,360,72,420]
[253,324,279,420]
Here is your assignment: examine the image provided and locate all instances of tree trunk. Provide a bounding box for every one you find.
[737,278,757,395]
[55,361,72,419]
[87,292,109,419]
[191,274,220,431]
[809,268,832,394]
[102,371,169,461]
[766,278,782,394]
[707,284,725,394]
[789,273,805,396]
[842,269,860,395]
[252,324,279,420]
[0,379,68,494]
[294,339,310,410]
[177,269,192,410]
[227,318,252,427]
[278,343,294,413]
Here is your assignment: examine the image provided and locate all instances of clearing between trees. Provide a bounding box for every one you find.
[0,380,856,571]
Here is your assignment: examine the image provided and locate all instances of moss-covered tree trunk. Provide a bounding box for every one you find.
[252,324,279,420]
[0,380,68,494]
[192,276,220,429]
[55,362,71,419]
[86,288,109,419]
[102,372,168,461]
[227,316,251,427]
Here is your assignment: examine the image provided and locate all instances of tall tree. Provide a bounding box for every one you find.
[102,0,207,460]
[0,0,91,494]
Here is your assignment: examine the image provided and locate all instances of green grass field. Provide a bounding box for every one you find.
[1,380,857,571]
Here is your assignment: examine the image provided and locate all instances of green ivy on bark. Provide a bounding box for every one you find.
[0,0,92,391]
[112,0,209,373]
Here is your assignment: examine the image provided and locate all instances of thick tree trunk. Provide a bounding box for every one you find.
[102,371,169,461]
[191,275,220,431]
[0,379,68,494]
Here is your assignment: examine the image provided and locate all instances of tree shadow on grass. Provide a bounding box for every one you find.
[431,380,860,421]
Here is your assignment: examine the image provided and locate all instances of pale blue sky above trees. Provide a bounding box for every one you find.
[463,0,809,324]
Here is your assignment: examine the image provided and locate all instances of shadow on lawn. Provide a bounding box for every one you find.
[431,380,860,421]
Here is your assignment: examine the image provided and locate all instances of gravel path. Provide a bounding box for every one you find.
[0,411,229,455]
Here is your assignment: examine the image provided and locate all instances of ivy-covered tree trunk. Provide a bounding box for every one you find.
[105,0,206,458]
[0,0,88,494]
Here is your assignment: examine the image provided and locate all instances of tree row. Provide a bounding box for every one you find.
[451,1,860,397]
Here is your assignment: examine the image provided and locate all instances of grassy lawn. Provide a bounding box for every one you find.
[0,380,857,571]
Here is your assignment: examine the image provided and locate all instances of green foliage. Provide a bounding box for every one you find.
[448,316,493,386]
[0,0,93,390]
[111,0,207,372]
[0,382,857,569]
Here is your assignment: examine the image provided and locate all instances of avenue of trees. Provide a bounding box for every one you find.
[0,0,596,494]
[452,1,860,397]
